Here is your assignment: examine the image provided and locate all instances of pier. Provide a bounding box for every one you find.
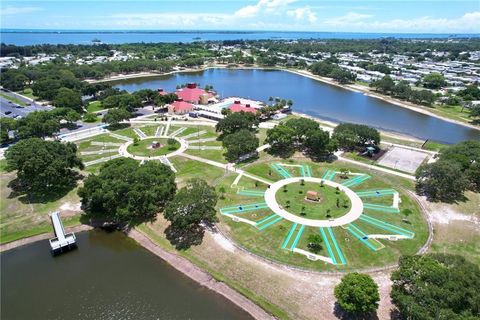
[49,212,76,254]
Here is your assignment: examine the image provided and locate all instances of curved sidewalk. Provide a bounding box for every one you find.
[264,177,363,227]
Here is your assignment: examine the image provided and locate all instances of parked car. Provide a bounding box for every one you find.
[4,111,12,115]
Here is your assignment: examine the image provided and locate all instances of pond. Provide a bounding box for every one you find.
[113,68,480,144]
[0,230,252,320]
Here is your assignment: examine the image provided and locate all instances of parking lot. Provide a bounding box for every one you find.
[377,146,430,174]
[0,89,51,119]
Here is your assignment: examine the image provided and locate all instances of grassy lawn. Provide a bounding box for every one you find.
[217,157,428,271]
[110,126,137,139]
[127,138,179,157]
[170,156,226,187]
[86,101,104,113]
[0,93,27,106]
[276,181,351,219]
[18,88,37,100]
[184,148,228,163]
[0,171,83,244]
[431,104,475,124]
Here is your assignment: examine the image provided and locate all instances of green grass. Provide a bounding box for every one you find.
[0,160,8,173]
[276,182,351,220]
[19,88,37,100]
[422,140,449,152]
[184,148,228,163]
[218,158,428,271]
[86,101,104,113]
[169,156,225,186]
[1,215,82,244]
[127,138,179,157]
[110,126,137,139]
[0,171,83,244]
[0,93,27,106]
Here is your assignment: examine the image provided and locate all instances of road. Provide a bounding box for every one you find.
[0,89,52,118]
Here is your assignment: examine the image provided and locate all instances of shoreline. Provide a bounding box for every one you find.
[0,225,274,320]
[89,65,479,132]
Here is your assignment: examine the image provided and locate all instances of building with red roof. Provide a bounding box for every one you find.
[157,88,168,96]
[168,98,194,115]
[175,83,214,104]
[228,100,258,114]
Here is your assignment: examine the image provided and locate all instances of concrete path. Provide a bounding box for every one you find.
[119,136,188,161]
[187,145,222,150]
[169,127,187,137]
[133,127,147,139]
[80,149,119,155]
[155,126,164,137]
[109,132,133,142]
[187,137,218,144]
[256,143,271,152]
[264,177,363,227]
[164,118,172,136]
[91,141,123,147]
[84,154,122,166]
[181,130,207,140]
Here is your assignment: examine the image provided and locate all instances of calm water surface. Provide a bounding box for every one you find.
[1,230,252,320]
[2,30,477,45]
[113,69,480,144]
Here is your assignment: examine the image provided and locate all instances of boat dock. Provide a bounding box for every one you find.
[49,212,76,254]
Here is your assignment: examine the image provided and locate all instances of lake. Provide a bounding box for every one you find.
[2,29,477,46]
[0,230,252,320]
[113,68,480,144]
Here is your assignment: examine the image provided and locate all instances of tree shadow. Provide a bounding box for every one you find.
[7,175,80,204]
[333,302,379,320]
[107,123,130,131]
[164,224,205,250]
[266,145,295,158]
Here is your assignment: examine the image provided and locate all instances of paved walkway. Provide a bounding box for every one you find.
[264,177,363,227]
[119,136,188,161]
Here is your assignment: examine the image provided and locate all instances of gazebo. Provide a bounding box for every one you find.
[306,190,320,202]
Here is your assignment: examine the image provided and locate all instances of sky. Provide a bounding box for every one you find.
[1,0,479,33]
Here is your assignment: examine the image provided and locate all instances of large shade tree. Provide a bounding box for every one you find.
[78,158,176,223]
[222,129,259,162]
[164,178,218,230]
[5,138,84,196]
[215,111,259,137]
[334,273,380,314]
[391,254,480,320]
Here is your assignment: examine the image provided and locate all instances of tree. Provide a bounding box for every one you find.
[78,158,176,223]
[415,160,468,202]
[304,128,337,158]
[16,111,61,139]
[53,87,83,113]
[332,123,380,149]
[0,117,17,144]
[307,234,323,253]
[391,254,480,320]
[371,75,395,94]
[285,118,319,143]
[164,178,217,230]
[334,273,380,314]
[222,129,259,162]
[102,93,142,112]
[5,138,83,196]
[103,108,131,127]
[215,112,258,137]
[167,138,177,149]
[265,124,296,156]
[422,72,446,89]
[83,113,97,123]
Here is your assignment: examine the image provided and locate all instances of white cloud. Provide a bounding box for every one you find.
[324,12,373,26]
[1,6,42,15]
[234,0,297,18]
[107,12,230,28]
[287,7,317,23]
[322,11,480,33]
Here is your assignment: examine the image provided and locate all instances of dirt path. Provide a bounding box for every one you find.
[128,228,276,320]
